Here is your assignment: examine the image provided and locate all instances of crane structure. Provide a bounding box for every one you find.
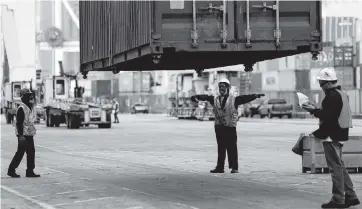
[0,4,37,123]
[1,2,113,128]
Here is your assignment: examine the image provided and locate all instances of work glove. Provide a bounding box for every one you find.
[253,94,265,98]
[190,96,198,102]
[302,101,317,113]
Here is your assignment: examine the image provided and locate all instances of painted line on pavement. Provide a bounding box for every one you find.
[30,188,99,198]
[54,196,115,206]
[1,184,57,209]
[45,167,71,176]
[36,144,326,206]
[170,202,200,209]
[11,182,71,189]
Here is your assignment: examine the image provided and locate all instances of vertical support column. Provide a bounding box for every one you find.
[54,0,63,76]
[35,0,40,79]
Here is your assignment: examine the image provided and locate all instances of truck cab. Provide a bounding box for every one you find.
[2,81,35,124]
[43,76,112,129]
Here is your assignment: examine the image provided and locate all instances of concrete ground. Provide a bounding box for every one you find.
[1,115,362,209]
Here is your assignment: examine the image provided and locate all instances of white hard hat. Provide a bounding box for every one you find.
[219,78,230,85]
[316,67,338,81]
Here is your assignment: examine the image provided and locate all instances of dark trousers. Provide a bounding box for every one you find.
[214,125,238,170]
[323,141,357,203]
[8,136,35,173]
[114,112,119,123]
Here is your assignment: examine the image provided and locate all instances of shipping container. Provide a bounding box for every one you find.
[141,72,151,92]
[334,45,353,67]
[118,72,134,93]
[278,70,296,91]
[112,78,118,97]
[359,66,362,89]
[133,72,141,93]
[322,16,359,43]
[310,68,322,90]
[310,67,355,90]
[91,80,111,98]
[335,67,354,89]
[250,72,262,92]
[295,53,311,70]
[295,69,310,91]
[193,77,208,94]
[310,42,334,68]
[262,71,279,91]
[79,1,322,78]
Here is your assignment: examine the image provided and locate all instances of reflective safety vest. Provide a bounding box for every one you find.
[213,95,238,127]
[114,102,119,113]
[336,89,353,128]
[15,103,36,136]
[319,89,353,129]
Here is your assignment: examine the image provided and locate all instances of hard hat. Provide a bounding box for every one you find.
[218,78,230,86]
[316,67,338,81]
[20,88,32,98]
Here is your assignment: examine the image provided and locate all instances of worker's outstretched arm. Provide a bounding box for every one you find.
[310,91,342,121]
[191,94,214,105]
[235,94,264,107]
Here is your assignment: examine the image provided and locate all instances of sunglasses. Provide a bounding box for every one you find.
[218,84,228,88]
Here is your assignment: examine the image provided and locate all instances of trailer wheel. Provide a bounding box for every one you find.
[66,115,71,129]
[70,115,80,129]
[98,123,111,129]
[49,114,55,127]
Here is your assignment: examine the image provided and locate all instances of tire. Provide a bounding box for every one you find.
[54,115,60,127]
[45,111,50,127]
[278,115,283,119]
[68,115,80,129]
[72,115,80,129]
[288,114,292,119]
[66,115,71,129]
[98,123,111,128]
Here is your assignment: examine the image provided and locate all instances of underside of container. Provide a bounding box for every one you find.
[79,1,322,78]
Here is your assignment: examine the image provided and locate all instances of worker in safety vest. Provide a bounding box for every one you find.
[191,78,264,173]
[113,98,120,123]
[304,67,360,208]
[7,88,40,178]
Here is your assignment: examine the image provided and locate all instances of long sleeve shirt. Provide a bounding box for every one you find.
[16,107,25,136]
[191,94,258,109]
[310,86,349,141]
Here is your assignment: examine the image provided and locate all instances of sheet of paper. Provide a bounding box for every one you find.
[296,92,317,110]
[296,92,310,107]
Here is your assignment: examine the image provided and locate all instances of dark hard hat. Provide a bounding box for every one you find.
[20,88,32,97]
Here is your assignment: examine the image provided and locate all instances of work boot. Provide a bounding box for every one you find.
[345,198,360,208]
[231,169,239,173]
[26,170,40,178]
[321,201,346,208]
[7,170,20,178]
[210,168,224,173]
